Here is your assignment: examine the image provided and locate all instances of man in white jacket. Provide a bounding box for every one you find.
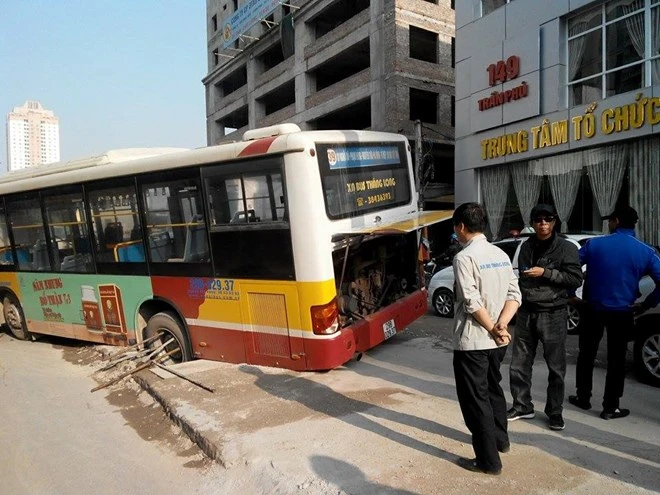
[451,202,522,475]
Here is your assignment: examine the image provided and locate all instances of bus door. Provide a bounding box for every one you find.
[239,282,305,369]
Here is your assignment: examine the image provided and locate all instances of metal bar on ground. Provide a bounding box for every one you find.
[152,361,215,393]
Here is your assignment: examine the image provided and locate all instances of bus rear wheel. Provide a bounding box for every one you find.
[3,295,31,341]
[145,312,192,364]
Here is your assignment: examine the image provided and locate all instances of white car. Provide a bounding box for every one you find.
[428,234,592,333]
[634,302,660,387]
[427,234,583,317]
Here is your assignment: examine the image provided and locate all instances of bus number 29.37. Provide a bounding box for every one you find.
[210,279,234,291]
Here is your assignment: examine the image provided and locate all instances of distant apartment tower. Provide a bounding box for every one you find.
[204,0,456,188]
[6,100,60,172]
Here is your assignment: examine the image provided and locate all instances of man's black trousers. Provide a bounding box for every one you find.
[453,346,509,472]
[576,309,634,410]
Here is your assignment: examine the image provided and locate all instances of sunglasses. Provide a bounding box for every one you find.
[533,216,555,223]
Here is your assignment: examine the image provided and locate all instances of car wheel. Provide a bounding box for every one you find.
[566,303,581,335]
[634,326,660,387]
[433,288,454,318]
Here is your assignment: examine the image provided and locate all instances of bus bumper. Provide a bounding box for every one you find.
[350,289,428,352]
[303,289,427,370]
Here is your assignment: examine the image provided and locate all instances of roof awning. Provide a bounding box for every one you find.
[334,210,453,237]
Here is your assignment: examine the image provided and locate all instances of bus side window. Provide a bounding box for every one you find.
[204,165,285,226]
[43,188,95,273]
[0,205,14,265]
[140,174,209,265]
[6,194,46,272]
[88,184,143,266]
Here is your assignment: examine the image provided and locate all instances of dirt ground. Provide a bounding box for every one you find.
[57,342,214,471]
[51,319,660,495]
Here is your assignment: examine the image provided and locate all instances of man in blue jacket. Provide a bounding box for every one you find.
[569,206,660,419]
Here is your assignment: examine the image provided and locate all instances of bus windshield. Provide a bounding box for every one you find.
[316,142,411,219]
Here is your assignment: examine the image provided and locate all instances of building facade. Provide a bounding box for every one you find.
[6,100,60,172]
[204,0,456,190]
[455,0,659,247]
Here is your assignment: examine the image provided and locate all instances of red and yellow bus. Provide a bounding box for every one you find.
[0,124,450,370]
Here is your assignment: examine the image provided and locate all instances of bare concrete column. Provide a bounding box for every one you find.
[370,0,388,131]
[247,55,258,128]
[295,13,314,129]
[205,85,216,145]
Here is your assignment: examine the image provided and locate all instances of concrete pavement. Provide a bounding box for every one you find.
[130,316,660,495]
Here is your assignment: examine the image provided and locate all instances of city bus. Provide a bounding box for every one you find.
[0,124,451,370]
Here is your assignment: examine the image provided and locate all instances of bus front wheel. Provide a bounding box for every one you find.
[3,295,31,341]
[145,312,192,364]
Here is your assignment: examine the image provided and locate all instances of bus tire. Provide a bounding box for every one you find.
[3,295,31,341]
[144,312,192,364]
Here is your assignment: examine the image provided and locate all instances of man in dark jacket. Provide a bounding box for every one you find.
[569,206,660,420]
[507,204,583,431]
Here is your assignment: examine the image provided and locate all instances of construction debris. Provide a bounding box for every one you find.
[102,332,163,361]
[91,348,179,393]
[91,334,214,394]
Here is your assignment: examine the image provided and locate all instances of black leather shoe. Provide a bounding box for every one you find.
[456,457,502,475]
[568,395,592,410]
[498,443,510,454]
[600,408,630,420]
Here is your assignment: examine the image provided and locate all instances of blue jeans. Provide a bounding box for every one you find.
[509,307,568,417]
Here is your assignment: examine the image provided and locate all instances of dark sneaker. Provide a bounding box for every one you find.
[507,407,535,421]
[456,457,502,476]
[568,395,592,410]
[549,414,565,431]
[600,408,630,420]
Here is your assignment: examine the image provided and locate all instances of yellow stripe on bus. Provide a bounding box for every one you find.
[194,278,337,333]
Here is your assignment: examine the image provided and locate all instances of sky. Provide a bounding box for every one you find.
[1,0,208,167]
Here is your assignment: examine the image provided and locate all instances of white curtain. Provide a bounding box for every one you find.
[623,1,645,57]
[511,161,542,229]
[584,144,627,232]
[628,136,660,247]
[480,165,510,240]
[545,152,584,232]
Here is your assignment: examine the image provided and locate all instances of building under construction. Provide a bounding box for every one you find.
[203,0,456,205]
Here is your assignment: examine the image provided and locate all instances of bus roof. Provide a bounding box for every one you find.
[0,126,409,196]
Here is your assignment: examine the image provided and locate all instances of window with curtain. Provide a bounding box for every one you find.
[544,152,584,232]
[627,135,660,247]
[568,0,660,106]
[584,143,628,233]
[490,144,637,237]
[479,165,510,240]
